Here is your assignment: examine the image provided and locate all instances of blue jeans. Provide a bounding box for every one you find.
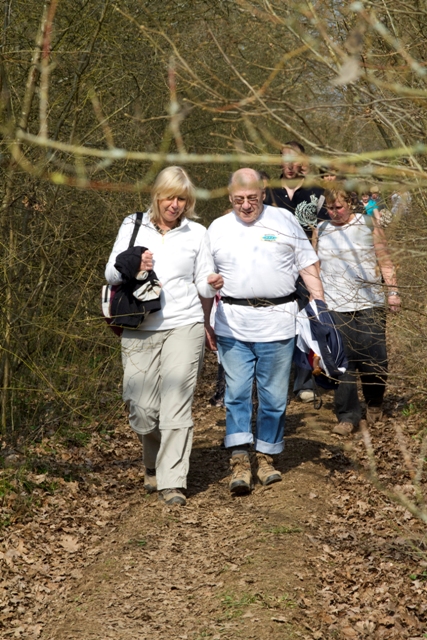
[217,336,295,454]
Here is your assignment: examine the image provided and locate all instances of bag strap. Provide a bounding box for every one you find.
[317,219,328,237]
[128,212,143,248]
[316,194,325,214]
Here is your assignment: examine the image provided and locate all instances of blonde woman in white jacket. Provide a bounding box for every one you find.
[105,166,223,505]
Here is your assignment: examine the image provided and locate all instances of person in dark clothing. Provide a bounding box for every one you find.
[264,141,329,402]
[264,141,329,241]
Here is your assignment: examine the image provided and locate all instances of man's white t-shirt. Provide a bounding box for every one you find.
[208,205,318,342]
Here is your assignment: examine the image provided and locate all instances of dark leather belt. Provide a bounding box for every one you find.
[221,292,297,308]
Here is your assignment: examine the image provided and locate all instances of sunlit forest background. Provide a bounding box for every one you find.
[1,0,427,441]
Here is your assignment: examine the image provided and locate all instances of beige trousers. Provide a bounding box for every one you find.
[121,322,205,490]
[138,427,193,490]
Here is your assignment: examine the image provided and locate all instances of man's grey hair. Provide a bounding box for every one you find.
[228,169,264,190]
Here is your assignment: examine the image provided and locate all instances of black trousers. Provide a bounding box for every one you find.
[332,307,388,426]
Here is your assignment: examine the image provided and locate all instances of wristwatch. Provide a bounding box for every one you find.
[388,290,399,297]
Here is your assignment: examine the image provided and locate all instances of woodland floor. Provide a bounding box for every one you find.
[1,348,427,640]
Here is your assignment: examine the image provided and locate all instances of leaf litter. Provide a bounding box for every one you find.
[0,351,426,639]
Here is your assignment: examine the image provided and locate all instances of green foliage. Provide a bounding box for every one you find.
[220,591,258,618]
[409,571,427,581]
[1,0,427,445]
[262,593,297,609]
[402,403,418,417]
[129,538,147,547]
[267,525,302,535]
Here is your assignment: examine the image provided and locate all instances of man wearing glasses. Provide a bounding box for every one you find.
[203,168,324,495]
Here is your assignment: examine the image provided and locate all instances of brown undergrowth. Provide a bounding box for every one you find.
[0,350,426,639]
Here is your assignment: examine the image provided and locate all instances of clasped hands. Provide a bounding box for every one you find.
[140,251,223,290]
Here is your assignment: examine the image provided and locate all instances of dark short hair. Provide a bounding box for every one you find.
[319,166,336,176]
[282,140,305,154]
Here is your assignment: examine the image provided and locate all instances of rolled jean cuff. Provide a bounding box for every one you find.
[224,433,253,449]
[254,438,284,455]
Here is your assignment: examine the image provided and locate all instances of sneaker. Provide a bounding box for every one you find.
[297,390,315,403]
[332,421,354,436]
[229,453,253,495]
[256,453,282,486]
[144,468,157,494]
[366,406,383,426]
[158,488,186,506]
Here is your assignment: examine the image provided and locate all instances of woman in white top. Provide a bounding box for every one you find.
[312,189,400,436]
[105,166,223,504]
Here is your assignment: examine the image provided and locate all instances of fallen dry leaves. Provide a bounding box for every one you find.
[0,415,148,638]
[0,352,426,639]
[307,404,427,639]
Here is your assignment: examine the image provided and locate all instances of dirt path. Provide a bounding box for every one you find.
[39,352,347,640]
[1,351,426,639]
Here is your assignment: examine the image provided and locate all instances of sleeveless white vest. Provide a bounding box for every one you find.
[317,214,385,312]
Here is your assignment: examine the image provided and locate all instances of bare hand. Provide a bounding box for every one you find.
[140,250,153,271]
[207,273,223,290]
[388,294,401,313]
[205,325,217,351]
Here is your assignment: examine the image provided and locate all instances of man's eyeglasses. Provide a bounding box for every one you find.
[232,195,260,206]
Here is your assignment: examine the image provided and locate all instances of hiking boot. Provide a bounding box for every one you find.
[144,468,157,494]
[332,421,354,436]
[158,488,186,506]
[229,453,252,495]
[297,390,315,403]
[366,406,383,426]
[255,453,282,486]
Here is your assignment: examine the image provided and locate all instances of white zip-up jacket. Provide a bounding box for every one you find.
[105,212,217,331]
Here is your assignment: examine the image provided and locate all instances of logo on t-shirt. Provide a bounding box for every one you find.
[261,234,277,242]
[294,194,319,229]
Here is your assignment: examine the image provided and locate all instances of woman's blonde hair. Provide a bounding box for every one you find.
[150,166,197,222]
